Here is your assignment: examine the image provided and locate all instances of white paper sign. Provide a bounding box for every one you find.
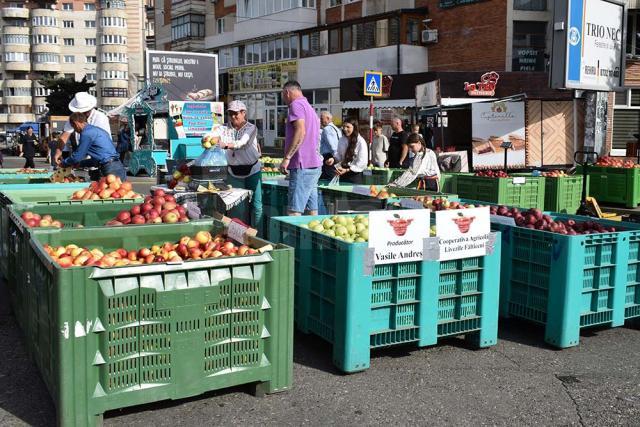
[490,214,516,227]
[368,210,430,265]
[512,177,526,185]
[436,207,491,261]
[471,101,526,169]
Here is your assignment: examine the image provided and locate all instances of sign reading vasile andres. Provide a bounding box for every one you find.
[369,210,430,265]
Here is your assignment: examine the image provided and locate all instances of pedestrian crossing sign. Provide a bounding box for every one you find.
[364,71,383,97]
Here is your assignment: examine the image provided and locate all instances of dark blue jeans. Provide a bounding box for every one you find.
[100,159,128,182]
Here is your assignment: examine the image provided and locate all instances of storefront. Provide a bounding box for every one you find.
[340,71,593,168]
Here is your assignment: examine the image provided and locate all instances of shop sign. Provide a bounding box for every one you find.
[435,207,491,261]
[228,61,297,94]
[471,101,526,169]
[416,79,441,108]
[169,101,225,139]
[146,50,219,102]
[368,210,430,265]
[551,0,625,91]
[464,71,499,97]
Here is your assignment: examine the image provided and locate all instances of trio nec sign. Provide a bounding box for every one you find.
[550,0,626,91]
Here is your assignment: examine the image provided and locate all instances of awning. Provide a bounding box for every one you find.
[440,98,496,107]
[107,93,140,117]
[342,99,416,109]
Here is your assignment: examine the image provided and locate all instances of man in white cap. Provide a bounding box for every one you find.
[218,100,263,234]
[53,92,112,165]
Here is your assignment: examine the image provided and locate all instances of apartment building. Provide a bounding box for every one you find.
[0,0,146,134]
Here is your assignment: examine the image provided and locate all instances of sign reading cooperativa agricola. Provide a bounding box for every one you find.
[435,207,491,261]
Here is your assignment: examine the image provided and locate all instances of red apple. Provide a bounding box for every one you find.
[130,205,141,216]
[154,189,166,197]
[116,211,131,222]
[163,212,179,223]
[131,215,146,224]
[141,203,154,214]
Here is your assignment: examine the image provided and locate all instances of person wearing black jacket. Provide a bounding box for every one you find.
[19,127,38,168]
[386,117,410,168]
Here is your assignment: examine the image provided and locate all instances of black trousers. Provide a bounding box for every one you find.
[24,156,35,168]
[340,170,363,184]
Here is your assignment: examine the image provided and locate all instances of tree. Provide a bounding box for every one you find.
[38,76,96,116]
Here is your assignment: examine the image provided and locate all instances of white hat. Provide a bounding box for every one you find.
[68,92,97,113]
[227,100,247,112]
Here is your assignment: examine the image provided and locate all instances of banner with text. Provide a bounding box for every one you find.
[169,101,225,139]
[147,50,219,102]
[471,101,526,170]
[369,210,430,265]
[436,207,491,261]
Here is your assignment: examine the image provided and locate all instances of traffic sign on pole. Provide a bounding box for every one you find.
[364,71,383,97]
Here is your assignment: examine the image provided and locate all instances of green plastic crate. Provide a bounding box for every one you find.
[455,175,545,208]
[0,176,52,184]
[20,222,293,426]
[577,165,640,208]
[361,168,404,185]
[0,169,51,180]
[261,172,286,180]
[0,186,140,278]
[492,215,640,348]
[512,174,586,214]
[270,215,500,373]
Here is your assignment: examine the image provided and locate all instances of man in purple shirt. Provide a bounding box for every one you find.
[279,81,323,216]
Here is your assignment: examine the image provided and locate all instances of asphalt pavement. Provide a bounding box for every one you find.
[1,156,640,426]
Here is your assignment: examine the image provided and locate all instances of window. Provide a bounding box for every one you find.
[101,88,128,97]
[85,55,97,63]
[3,34,29,44]
[246,43,253,64]
[101,34,127,44]
[85,20,96,28]
[64,55,75,63]
[34,105,48,114]
[85,73,97,81]
[513,0,547,11]
[341,26,351,52]
[8,87,31,97]
[512,21,547,71]
[101,16,126,27]
[275,38,283,60]
[64,38,74,46]
[261,41,268,62]
[268,39,275,61]
[34,87,51,97]
[171,14,205,41]
[102,52,128,62]
[63,20,74,28]
[4,18,27,27]
[85,38,97,46]
[33,53,60,63]
[101,0,126,9]
[216,18,224,34]
[32,16,58,27]
[8,105,32,114]
[32,34,59,44]
[238,44,245,65]
[405,18,420,45]
[290,35,298,58]
[238,0,315,22]
[62,3,73,10]
[329,28,340,53]
[84,3,96,10]
[627,12,640,56]
[283,37,290,59]
[102,70,128,79]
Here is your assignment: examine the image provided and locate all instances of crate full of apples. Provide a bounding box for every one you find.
[71,175,142,200]
[105,189,190,226]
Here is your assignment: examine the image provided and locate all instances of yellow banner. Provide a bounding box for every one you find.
[228,60,298,94]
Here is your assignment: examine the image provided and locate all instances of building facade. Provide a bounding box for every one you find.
[0,0,147,134]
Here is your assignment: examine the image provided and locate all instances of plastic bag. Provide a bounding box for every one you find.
[194,145,228,167]
[328,173,340,186]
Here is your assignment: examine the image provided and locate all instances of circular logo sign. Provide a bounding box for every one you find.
[569,27,581,46]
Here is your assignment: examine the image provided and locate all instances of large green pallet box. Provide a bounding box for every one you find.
[576,165,640,208]
[0,169,51,180]
[0,176,52,185]
[5,203,213,328]
[270,215,500,373]
[361,168,404,185]
[513,174,586,214]
[492,216,640,348]
[455,175,545,209]
[20,222,294,426]
[0,186,138,279]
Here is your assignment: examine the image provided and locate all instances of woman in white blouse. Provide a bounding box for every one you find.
[325,118,368,184]
[390,133,441,190]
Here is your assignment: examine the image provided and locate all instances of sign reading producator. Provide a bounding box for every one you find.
[146,50,219,102]
[368,210,430,265]
[551,0,626,91]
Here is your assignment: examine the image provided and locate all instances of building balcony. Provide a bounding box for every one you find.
[170,0,206,17]
[234,7,317,42]
[0,7,30,19]
[31,26,61,36]
[30,8,60,19]
[100,96,128,106]
[171,37,205,52]
[7,113,35,123]
[0,114,8,123]
[1,26,29,35]
[98,44,129,54]
[3,62,31,72]
[4,79,32,89]
[32,63,61,73]
[31,44,61,54]
[4,95,32,105]
[98,79,128,89]
[205,31,234,50]
[98,8,127,18]
[2,43,30,54]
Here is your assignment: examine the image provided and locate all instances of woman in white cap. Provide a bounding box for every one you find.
[219,100,263,234]
[53,92,112,165]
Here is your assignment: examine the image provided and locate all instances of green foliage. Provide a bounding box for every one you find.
[38,76,96,116]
